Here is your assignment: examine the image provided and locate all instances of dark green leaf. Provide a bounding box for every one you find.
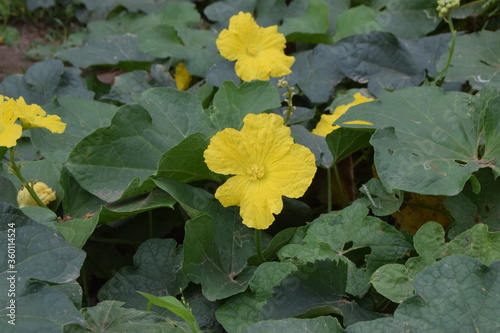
[0,59,94,105]
[357,178,404,216]
[243,316,345,333]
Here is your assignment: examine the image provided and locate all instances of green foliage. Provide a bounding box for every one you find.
[1,1,499,332]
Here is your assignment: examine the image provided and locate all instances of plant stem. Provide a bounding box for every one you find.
[436,15,457,86]
[331,164,348,208]
[148,210,154,239]
[9,147,48,209]
[254,229,266,263]
[326,166,332,212]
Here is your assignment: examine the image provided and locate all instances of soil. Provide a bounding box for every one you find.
[0,23,47,80]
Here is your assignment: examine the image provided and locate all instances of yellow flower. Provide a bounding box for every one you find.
[9,96,66,133]
[204,113,316,229]
[0,97,23,147]
[216,12,295,82]
[17,181,57,208]
[174,62,192,91]
[312,93,374,136]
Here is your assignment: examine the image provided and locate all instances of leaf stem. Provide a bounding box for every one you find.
[254,229,266,263]
[9,147,48,209]
[326,166,333,212]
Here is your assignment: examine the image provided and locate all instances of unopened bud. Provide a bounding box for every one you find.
[17,182,56,208]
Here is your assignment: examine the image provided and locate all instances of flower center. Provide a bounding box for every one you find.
[247,164,265,180]
[246,44,259,56]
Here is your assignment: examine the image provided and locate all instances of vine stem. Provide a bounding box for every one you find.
[9,147,48,209]
[254,229,266,263]
[436,14,457,86]
[331,164,348,208]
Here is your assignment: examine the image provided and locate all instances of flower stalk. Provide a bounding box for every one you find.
[9,147,48,209]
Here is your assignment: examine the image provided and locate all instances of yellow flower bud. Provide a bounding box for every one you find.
[17,182,56,208]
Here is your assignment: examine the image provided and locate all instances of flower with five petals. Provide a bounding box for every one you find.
[204,113,316,229]
[216,12,295,82]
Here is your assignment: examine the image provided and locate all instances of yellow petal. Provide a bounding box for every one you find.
[240,113,293,165]
[11,96,66,133]
[238,179,283,229]
[267,143,317,198]
[204,127,250,175]
[17,181,57,208]
[312,113,340,136]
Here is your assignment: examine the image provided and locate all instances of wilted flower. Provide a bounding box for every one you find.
[17,181,57,208]
[174,62,192,91]
[204,113,316,229]
[312,93,374,136]
[216,12,294,82]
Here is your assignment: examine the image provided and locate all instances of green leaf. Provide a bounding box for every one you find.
[444,169,500,238]
[288,44,345,104]
[243,316,345,333]
[0,204,86,293]
[208,81,281,131]
[279,202,412,297]
[291,125,333,168]
[102,70,164,104]
[65,88,210,202]
[98,239,188,311]
[0,175,17,207]
[331,31,426,96]
[375,0,440,40]
[31,97,118,163]
[137,292,200,332]
[334,5,383,42]
[249,262,298,300]
[55,215,98,248]
[325,127,373,165]
[357,178,404,216]
[261,259,347,319]
[57,34,154,68]
[483,93,500,178]
[339,86,485,195]
[156,133,224,183]
[70,300,185,333]
[0,282,85,333]
[351,257,500,332]
[280,0,333,44]
[0,59,94,105]
[154,179,256,301]
[371,222,500,303]
[442,30,500,90]
[215,292,265,333]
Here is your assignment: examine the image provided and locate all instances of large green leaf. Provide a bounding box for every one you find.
[65,88,210,202]
[208,81,281,131]
[349,256,500,332]
[278,202,412,297]
[338,86,493,195]
[371,222,500,303]
[65,300,184,333]
[215,292,265,333]
[0,204,86,331]
[280,0,332,44]
[261,259,348,320]
[156,133,225,183]
[444,169,500,238]
[331,31,426,96]
[334,5,383,42]
[57,34,154,68]
[0,282,85,333]
[357,178,404,216]
[374,0,440,40]
[31,97,118,163]
[154,179,255,301]
[243,316,345,333]
[291,125,333,168]
[442,30,500,90]
[288,44,345,104]
[0,59,94,105]
[98,239,188,313]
